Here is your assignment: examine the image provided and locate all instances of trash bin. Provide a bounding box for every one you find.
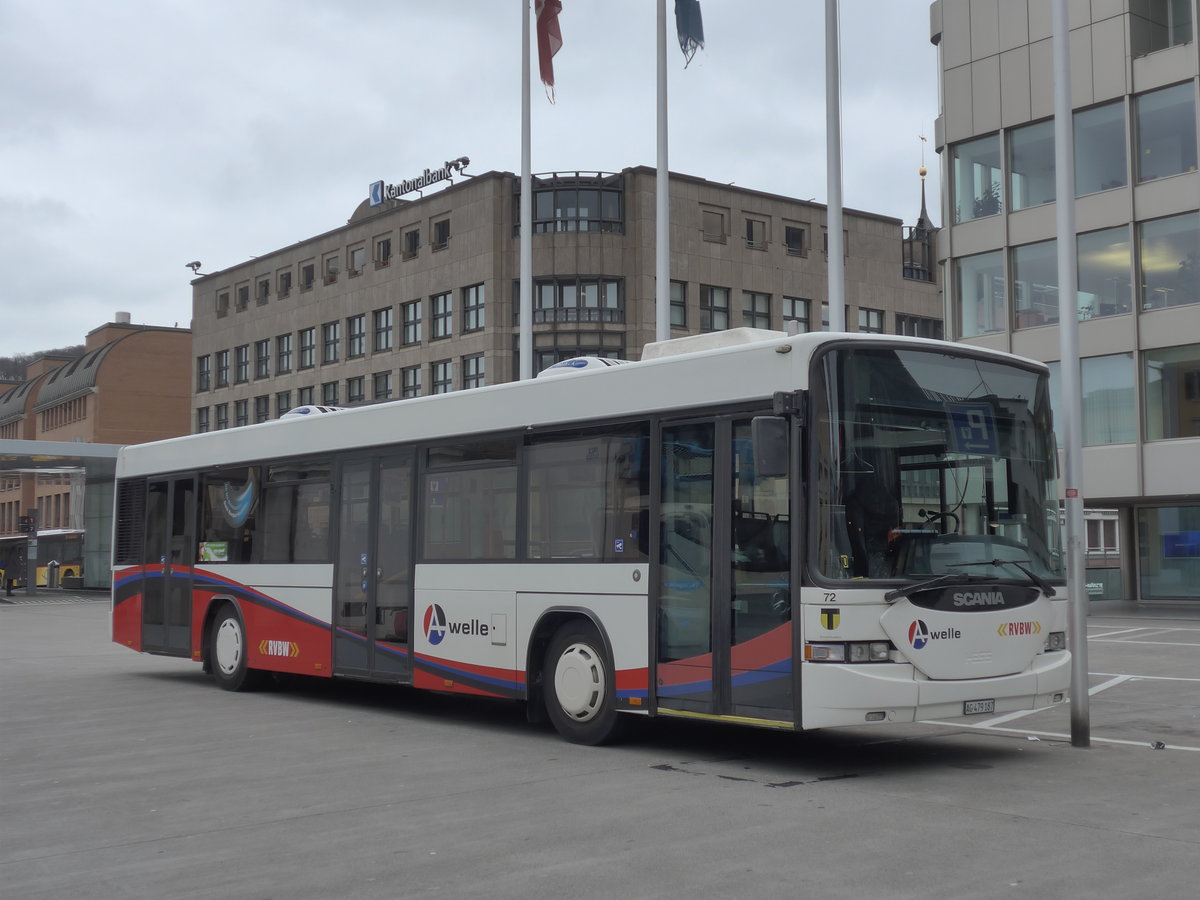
[47,560,60,589]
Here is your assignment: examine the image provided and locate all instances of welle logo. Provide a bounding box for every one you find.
[422,604,491,646]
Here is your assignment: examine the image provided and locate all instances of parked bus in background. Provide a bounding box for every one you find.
[1,529,84,589]
[111,330,1069,744]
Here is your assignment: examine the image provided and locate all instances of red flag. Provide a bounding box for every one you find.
[536,0,563,99]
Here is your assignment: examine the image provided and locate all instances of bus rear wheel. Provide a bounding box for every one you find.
[210,605,263,692]
[543,621,624,745]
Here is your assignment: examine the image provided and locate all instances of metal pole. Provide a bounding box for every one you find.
[1052,0,1090,747]
[824,0,845,331]
[655,0,670,343]
[519,0,534,380]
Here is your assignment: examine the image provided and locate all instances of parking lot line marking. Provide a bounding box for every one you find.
[921,721,1200,751]
[1088,627,1148,638]
[1090,638,1200,647]
[1092,671,1200,683]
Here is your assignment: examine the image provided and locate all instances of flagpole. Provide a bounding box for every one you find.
[520,0,533,380]
[825,0,846,331]
[655,0,670,343]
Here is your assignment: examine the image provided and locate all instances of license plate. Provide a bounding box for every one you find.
[964,699,995,715]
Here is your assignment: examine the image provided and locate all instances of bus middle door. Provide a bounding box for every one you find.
[141,476,196,656]
[333,452,414,681]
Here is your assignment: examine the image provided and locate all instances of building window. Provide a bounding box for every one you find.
[215,350,230,387]
[196,355,211,392]
[432,218,450,251]
[529,277,623,324]
[299,328,316,369]
[527,177,624,233]
[373,371,393,401]
[234,345,249,383]
[784,225,806,256]
[346,376,365,405]
[1131,0,1194,55]
[402,300,423,345]
[376,236,392,267]
[322,322,341,364]
[347,315,365,358]
[954,250,1005,338]
[951,134,1002,222]
[196,407,209,434]
[895,314,943,339]
[253,340,271,379]
[783,296,810,332]
[276,334,293,374]
[297,386,314,406]
[1144,344,1200,440]
[857,307,884,334]
[1138,506,1200,601]
[670,280,687,327]
[702,209,726,243]
[257,278,270,305]
[462,353,485,389]
[322,381,339,405]
[403,228,420,259]
[1008,119,1055,211]
[1048,354,1137,446]
[742,291,770,329]
[374,307,394,351]
[1075,101,1127,196]
[1136,83,1198,183]
[431,360,453,394]
[236,283,250,311]
[1012,239,1059,329]
[216,291,230,318]
[1140,212,1200,310]
[402,365,421,398]
[1078,226,1132,319]
[348,245,366,276]
[276,391,292,418]
[323,254,339,284]
[254,395,270,424]
[463,284,485,332]
[301,262,316,291]
[700,285,730,332]
[234,399,248,428]
[745,217,767,250]
[431,292,453,339]
[278,270,292,299]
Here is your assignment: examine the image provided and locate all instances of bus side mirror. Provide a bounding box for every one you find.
[751,416,789,478]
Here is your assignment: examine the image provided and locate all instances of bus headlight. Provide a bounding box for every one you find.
[1045,631,1067,652]
[806,641,892,663]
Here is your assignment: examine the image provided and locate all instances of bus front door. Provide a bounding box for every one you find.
[656,417,793,725]
[141,477,195,656]
[333,453,414,681]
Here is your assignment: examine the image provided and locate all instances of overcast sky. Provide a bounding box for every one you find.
[0,1,941,360]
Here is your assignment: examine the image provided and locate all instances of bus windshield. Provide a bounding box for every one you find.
[813,345,1063,584]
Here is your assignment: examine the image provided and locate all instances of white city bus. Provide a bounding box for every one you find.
[112,329,1069,744]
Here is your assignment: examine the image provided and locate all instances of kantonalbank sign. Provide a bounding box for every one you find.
[369,156,470,206]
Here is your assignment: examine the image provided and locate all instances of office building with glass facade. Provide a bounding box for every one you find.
[931,0,1200,602]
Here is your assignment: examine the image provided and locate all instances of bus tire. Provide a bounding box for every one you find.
[210,605,264,692]
[543,621,624,745]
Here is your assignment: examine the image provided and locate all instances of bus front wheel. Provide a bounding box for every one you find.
[543,621,624,745]
[210,605,263,692]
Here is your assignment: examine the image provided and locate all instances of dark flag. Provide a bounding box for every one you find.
[675,0,704,67]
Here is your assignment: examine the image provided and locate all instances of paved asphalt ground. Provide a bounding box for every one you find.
[2,592,1198,900]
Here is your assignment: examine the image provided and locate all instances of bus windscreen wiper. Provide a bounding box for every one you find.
[884,572,976,603]
[950,559,1056,598]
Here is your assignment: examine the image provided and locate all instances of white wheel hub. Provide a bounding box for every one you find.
[553,642,605,722]
[214,617,244,677]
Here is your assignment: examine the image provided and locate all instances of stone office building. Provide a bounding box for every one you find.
[190,164,940,432]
